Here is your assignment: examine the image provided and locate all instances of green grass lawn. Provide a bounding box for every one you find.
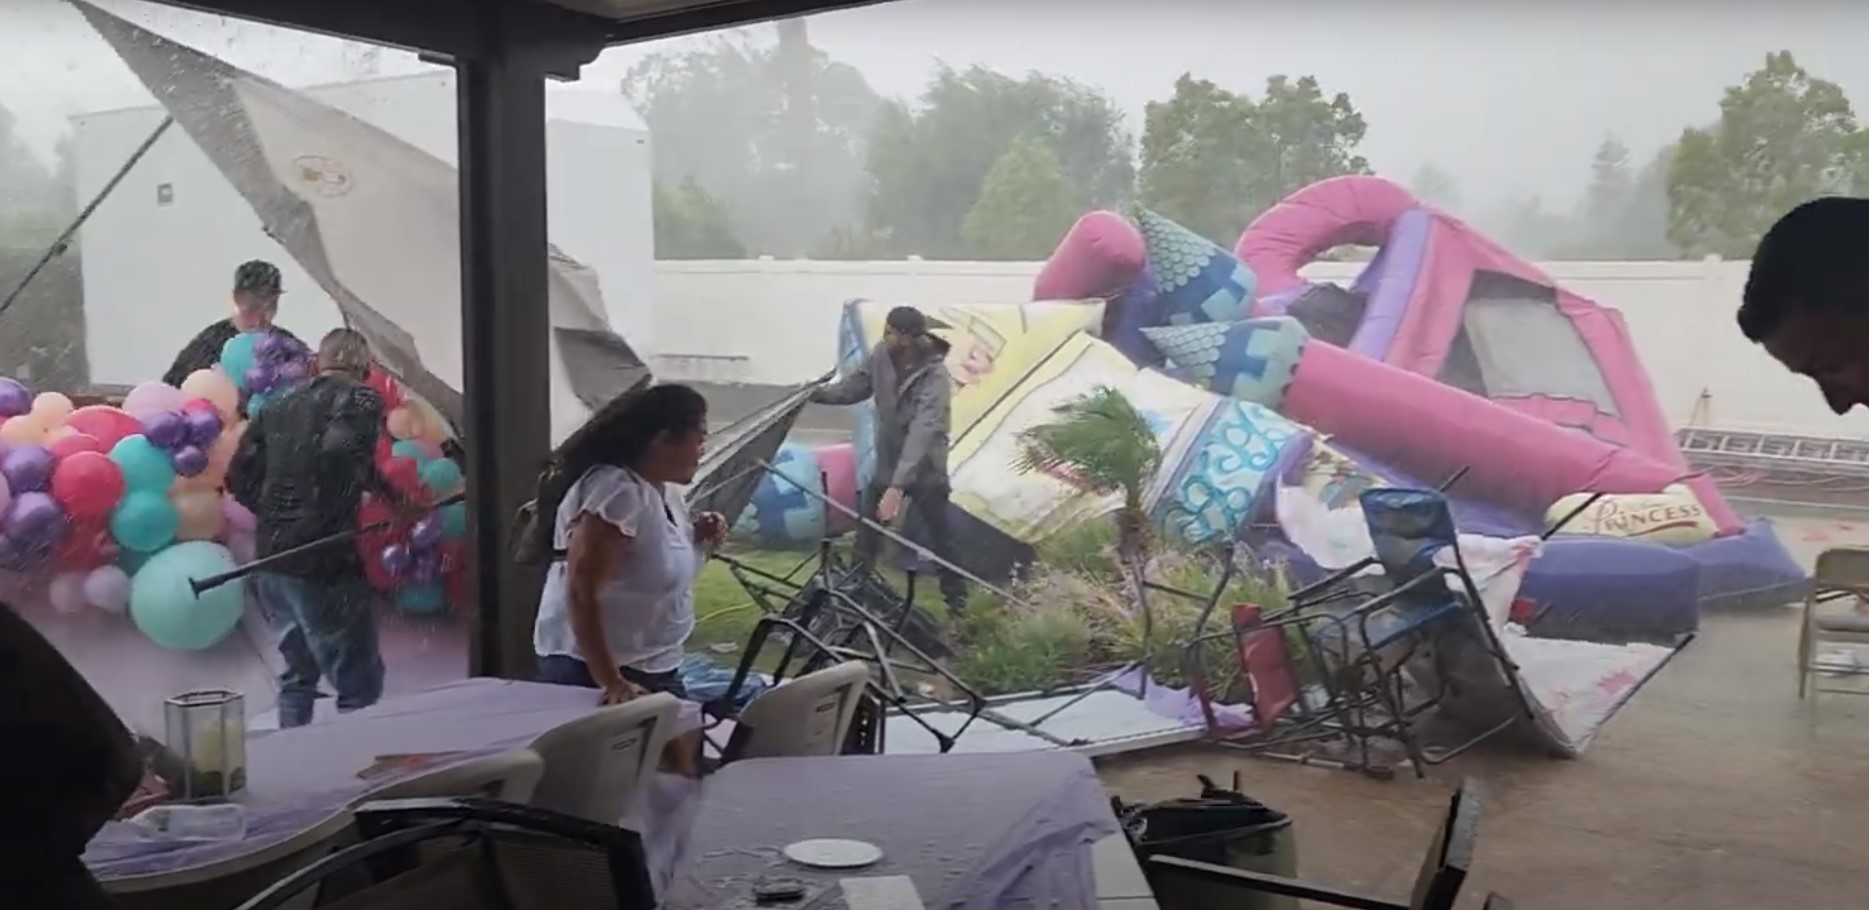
[690,548,815,653]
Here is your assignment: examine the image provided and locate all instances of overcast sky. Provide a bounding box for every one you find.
[7,0,1869,213]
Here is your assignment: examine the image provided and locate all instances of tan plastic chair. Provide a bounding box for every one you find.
[371,748,546,804]
[727,660,870,761]
[1800,547,1869,700]
[527,693,682,823]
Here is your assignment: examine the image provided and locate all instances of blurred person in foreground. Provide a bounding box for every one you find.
[533,383,728,706]
[0,601,138,907]
[1740,197,1869,414]
[229,328,411,728]
[163,259,302,386]
[810,305,968,615]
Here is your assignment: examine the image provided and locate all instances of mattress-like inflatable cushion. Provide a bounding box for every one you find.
[1141,316,1309,410]
[733,442,826,545]
[1103,266,1166,365]
[1135,207,1258,325]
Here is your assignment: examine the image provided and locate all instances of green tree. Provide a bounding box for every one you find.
[1013,386,1162,566]
[863,64,1133,259]
[1409,163,1462,212]
[960,137,1080,260]
[1666,51,1862,258]
[623,20,882,256]
[1138,73,1370,246]
[652,177,747,259]
[1557,139,1681,260]
[1582,136,1632,229]
[0,104,64,247]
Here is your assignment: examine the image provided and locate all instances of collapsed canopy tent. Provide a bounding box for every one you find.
[80,1,648,446]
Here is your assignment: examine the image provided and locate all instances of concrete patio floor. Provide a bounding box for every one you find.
[1099,514,1869,910]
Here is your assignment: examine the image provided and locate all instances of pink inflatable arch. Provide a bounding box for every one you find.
[1237,176,1738,532]
[1033,210,1146,301]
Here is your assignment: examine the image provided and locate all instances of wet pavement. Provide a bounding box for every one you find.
[1097,515,1869,909]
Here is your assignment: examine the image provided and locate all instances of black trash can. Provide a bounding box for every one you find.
[1116,774,1299,910]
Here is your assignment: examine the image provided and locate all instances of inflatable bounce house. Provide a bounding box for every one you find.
[734,175,1807,755]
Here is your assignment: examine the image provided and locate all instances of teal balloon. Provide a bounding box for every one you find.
[220,332,259,391]
[129,541,245,651]
[418,458,463,497]
[396,581,447,615]
[110,435,176,492]
[111,490,180,553]
[439,501,467,540]
[245,390,273,417]
[391,440,432,463]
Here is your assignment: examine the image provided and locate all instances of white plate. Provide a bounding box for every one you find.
[782,838,884,869]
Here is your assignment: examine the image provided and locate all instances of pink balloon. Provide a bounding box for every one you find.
[122,381,189,421]
[227,530,257,564]
[81,564,131,614]
[65,406,143,451]
[222,495,257,534]
[49,571,88,615]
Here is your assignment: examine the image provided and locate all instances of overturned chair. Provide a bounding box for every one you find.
[1186,489,1532,777]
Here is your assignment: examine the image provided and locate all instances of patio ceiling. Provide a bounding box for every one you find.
[150,0,888,68]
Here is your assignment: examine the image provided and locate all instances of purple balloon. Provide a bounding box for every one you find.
[410,514,445,550]
[254,332,284,361]
[245,364,276,394]
[0,534,47,572]
[380,543,412,578]
[0,380,30,420]
[143,410,189,450]
[172,445,210,478]
[411,550,442,583]
[1,445,54,493]
[183,407,225,447]
[276,358,309,386]
[5,492,66,551]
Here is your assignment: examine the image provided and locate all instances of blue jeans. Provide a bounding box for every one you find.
[254,573,385,728]
[536,654,688,699]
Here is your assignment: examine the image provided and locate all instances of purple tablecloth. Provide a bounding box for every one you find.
[663,752,1118,910]
[86,678,615,883]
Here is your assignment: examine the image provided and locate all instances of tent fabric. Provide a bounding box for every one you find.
[79,2,648,446]
[686,381,819,530]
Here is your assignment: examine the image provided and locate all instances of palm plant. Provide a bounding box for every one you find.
[1012,385,1164,568]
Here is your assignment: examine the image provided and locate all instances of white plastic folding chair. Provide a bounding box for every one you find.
[527,693,682,823]
[371,748,546,804]
[1800,547,1869,700]
[725,660,870,761]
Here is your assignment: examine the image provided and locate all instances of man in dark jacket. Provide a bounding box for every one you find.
[163,260,302,386]
[811,305,968,614]
[0,601,139,907]
[229,328,404,727]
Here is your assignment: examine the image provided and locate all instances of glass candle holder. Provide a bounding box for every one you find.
[163,689,248,801]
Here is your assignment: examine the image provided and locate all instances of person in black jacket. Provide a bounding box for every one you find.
[162,260,301,387]
[228,328,409,728]
[0,601,139,907]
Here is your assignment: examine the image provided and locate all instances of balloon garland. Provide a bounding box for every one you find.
[1,329,469,651]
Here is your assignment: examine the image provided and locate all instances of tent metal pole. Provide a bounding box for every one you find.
[0,117,174,320]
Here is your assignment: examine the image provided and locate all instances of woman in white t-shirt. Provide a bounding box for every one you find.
[534,384,727,705]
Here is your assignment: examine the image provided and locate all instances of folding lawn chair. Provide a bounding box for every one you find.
[1267,490,1530,776]
[231,798,656,910]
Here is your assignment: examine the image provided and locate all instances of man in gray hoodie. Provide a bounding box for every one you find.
[811,305,968,614]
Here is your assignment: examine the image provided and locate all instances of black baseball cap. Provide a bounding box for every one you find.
[234,260,283,293]
[885,305,951,336]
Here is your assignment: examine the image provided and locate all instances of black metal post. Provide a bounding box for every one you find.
[455,3,553,679]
